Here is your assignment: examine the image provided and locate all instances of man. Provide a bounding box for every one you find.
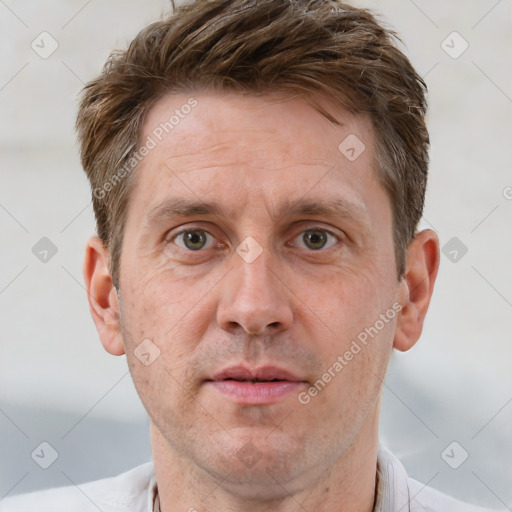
[0,0,504,511]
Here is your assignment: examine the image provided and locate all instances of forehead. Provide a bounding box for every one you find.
[140,90,376,169]
[130,90,387,229]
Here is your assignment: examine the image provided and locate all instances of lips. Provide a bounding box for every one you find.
[205,365,308,404]
[208,365,306,383]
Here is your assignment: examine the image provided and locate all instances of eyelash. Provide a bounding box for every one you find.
[166,226,342,255]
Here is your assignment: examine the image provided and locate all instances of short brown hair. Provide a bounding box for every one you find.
[76,0,429,288]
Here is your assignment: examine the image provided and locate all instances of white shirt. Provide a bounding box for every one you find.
[0,445,503,512]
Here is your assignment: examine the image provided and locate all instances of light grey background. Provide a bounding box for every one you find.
[1,0,511,508]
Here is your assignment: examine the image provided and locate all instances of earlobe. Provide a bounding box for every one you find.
[83,236,125,356]
[393,229,440,352]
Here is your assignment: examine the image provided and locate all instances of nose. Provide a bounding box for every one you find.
[216,246,293,337]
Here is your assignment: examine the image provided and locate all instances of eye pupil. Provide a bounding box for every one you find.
[184,230,207,250]
[303,230,327,250]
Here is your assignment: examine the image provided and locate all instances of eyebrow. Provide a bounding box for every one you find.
[146,196,369,229]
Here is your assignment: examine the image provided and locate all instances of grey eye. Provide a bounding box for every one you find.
[175,229,213,251]
[295,229,338,251]
[303,230,327,250]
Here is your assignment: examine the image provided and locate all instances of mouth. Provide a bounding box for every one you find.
[204,365,308,404]
[222,378,283,383]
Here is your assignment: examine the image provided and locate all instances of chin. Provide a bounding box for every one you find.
[209,459,303,501]
[197,431,316,496]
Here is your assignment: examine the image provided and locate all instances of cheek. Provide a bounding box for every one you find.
[130,359,199,438]
[301,320,393,442]
[304,263,396,401]
[315,266,390,341]
[120,260,208,342]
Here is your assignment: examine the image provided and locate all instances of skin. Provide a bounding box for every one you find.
[84,90,440,512]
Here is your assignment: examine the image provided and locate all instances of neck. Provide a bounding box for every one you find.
[151,403,381,512]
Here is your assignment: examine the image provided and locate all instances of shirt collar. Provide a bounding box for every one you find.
[148,474,159,512]
[374,444,411,512]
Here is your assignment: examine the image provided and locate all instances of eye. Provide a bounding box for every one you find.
[166,226,341,255]
[173,229,217,251]
[292,228,340,251]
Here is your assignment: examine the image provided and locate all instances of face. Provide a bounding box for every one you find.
[116,90,401,492]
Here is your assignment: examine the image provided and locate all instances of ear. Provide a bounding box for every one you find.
[393,229,440,352]
[83,236,125,356]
